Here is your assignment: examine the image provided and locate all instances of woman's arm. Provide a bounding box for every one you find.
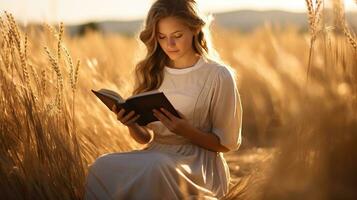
[178,125,229,152]
[127,124,152,144]
[153,108,229,152]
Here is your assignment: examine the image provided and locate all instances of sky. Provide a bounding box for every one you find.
[1,0,356,25]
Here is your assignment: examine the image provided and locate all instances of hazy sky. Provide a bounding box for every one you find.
[1,0,356,25]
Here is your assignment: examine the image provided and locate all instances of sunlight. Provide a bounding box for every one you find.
[1,0,356,25]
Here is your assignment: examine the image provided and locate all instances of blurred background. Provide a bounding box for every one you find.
[1,0,357,199]
[2,0,357,34]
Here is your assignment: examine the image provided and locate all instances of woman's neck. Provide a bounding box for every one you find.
[168,53,201,69]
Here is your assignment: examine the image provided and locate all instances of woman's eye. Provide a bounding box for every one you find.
[158,34,182,40]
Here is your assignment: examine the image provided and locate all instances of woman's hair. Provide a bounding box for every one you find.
[132,0,220,95]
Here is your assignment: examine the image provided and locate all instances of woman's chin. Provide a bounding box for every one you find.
[167,54,180,61]
[166,51,181,60]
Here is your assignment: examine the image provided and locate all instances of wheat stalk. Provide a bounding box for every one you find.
[306,0,315,35]
[0,15,10,68]
[44,47,63,111]
[44,47,63,90]
[342,24,357,52]
[40,69,47,94]
[333,0,357,52]
[0,16,9,45]
[313,0,322,33]
[20,36,31,91]
[57,22,64,61]
[43,23,56,36]
[3,11,33,90]
[305,0,323,82]
[62,43,81,136]
[62,42,80,92]
[63,45,75,90]
[71,59,80,144]
[74,60,80,89]
[5,12,21,53]
[28,63,40,94]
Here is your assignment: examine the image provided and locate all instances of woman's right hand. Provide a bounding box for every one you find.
[111,104,140,127]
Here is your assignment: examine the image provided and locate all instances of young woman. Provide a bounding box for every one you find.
[84,0,242,199]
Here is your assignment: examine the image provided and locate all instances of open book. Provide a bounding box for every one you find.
[91,89,181,126]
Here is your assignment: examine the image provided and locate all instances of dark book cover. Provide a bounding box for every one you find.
[91,89,181,126]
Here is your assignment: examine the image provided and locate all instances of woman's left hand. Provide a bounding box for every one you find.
[152,108,193,136]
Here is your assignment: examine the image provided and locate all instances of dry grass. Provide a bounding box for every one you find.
[1,0,357,199]
[224,1,357,199]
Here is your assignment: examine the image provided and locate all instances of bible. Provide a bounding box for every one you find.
[91,89,181,126]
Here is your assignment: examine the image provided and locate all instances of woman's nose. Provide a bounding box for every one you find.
[167,37,176,47]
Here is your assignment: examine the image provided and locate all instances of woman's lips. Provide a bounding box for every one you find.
[167,50,179,53]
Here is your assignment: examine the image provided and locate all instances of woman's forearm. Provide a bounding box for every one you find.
[179,126,229,152]
[127,124,152,144]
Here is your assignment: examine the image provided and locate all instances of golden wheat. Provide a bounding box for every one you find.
[342,23,357,52]
[57,22,64,61]
[305,0,323,81]
[1,1,357,198]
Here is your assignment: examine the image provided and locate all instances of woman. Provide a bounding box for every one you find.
[84,0,242,199]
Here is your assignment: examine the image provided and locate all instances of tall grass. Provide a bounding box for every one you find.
[227,0,357,199]
[0,12,147,199]
[1,0,357,199]
[0,12,86,199]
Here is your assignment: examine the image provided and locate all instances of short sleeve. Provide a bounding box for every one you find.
[210,67,242,151]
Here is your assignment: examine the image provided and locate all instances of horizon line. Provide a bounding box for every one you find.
[2,8,357,27]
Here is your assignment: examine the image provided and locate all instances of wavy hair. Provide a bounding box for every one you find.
[132,0,220,95]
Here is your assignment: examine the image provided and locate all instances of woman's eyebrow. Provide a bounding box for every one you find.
[158,30,183,35]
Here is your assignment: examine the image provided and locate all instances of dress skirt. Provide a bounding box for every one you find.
[84,141,230,200]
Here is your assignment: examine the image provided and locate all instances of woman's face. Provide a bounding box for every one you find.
[156,16,196,62]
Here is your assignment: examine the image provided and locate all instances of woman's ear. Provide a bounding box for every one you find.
[194,29,200,36]
[190,27,199,36]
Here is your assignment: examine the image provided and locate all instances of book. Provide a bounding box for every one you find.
[91,88,181,126]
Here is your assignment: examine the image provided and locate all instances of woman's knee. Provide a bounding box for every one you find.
[149,152,175,170]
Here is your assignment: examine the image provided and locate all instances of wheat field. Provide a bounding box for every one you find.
[1,0,357,199]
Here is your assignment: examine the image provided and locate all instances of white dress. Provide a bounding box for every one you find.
[84,57,243,200]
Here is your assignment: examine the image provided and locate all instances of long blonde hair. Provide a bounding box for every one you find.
[132,0,220,95]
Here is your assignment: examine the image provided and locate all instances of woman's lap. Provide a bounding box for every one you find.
[85,150,184,200]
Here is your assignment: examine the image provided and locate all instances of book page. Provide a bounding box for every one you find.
[97,89,125,102]
[127,90,161,100]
